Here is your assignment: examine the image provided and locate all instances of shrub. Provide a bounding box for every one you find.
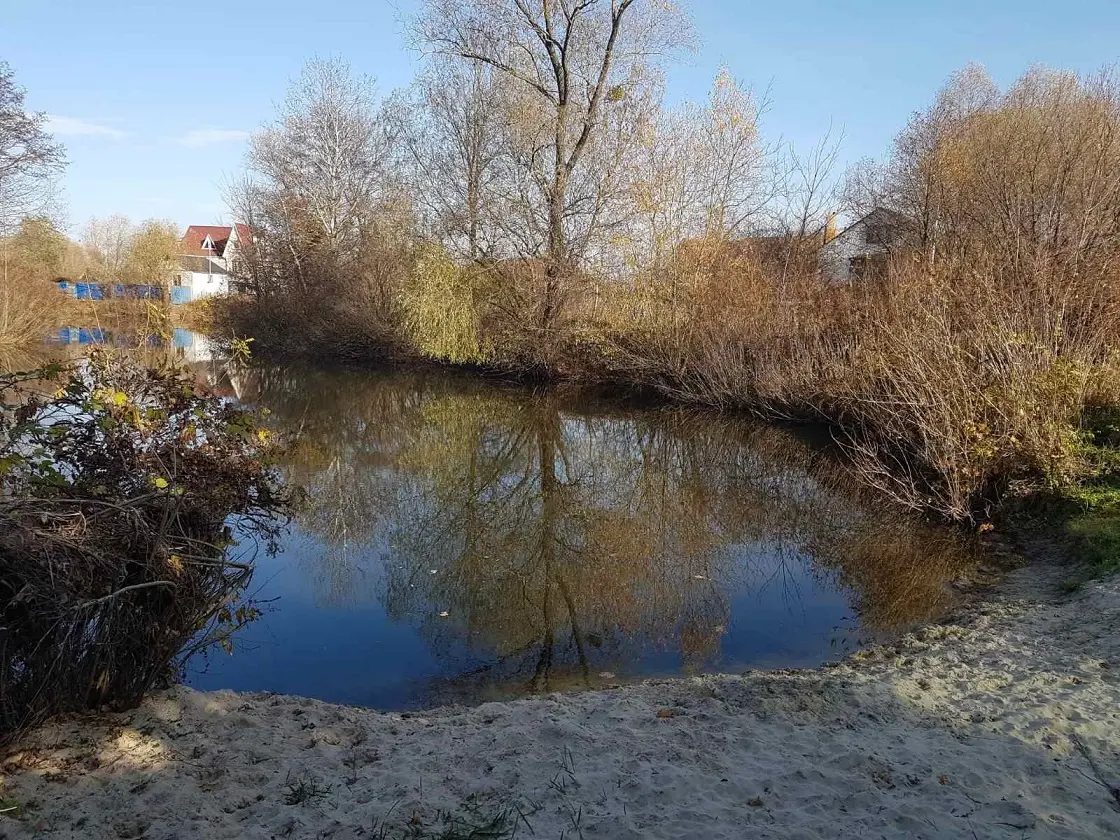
[0,350,288,744]
[401,247,491,364]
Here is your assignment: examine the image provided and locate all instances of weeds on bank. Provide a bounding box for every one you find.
[1064,484,1120,580]
[1062,410,1120,577]
[282,772,333,807]
[367,755,598,840]
[0,351,289,745]
[1031,410,1120,586]
[371,793,535,840]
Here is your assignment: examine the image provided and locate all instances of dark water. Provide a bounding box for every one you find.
[181,364,974,710]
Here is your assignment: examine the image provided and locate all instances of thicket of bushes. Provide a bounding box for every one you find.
[0,218,78,347]
[219,62,1120,527]
[0,351,287,744]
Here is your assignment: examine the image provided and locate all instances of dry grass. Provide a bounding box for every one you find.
[0,270,70,347]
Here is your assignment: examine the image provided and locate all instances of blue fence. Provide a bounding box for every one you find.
[64,282,164,300]
[170,286,192,305]
[74,283,105,301]
[56,327,108,345]
[113,284,163,299]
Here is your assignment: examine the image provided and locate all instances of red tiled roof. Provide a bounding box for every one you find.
[182,225,233,258]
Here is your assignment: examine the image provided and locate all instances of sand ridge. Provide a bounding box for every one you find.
[2,564,1118,839]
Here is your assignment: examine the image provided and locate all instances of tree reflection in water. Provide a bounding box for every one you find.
[251,366,975,703]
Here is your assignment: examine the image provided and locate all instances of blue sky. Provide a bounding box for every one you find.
[3,0,1119,233]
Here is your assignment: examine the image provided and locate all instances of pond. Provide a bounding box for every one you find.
[182,363,976,711]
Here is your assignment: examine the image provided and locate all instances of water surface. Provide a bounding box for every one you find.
[184,365,973,710]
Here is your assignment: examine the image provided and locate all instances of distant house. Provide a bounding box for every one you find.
[819,208,908,283]
[175,224,252,303]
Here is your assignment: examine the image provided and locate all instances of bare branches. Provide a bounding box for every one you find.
[402,59,510,260]
[0,63,64,182]
[854,63,1120,274]
[624,70,771,267]
[0,62,65,235]
[413,0,693,328]
[248,58,400,264]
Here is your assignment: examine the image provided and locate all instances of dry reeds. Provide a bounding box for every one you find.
[0,264,70,347]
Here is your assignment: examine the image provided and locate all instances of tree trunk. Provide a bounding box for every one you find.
[542,173,567,331]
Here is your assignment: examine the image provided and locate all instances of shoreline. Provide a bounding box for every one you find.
[3,559,1118,838]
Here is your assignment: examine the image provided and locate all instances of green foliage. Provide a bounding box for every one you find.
[1067,512,1120,574]
[1062,476,1120,513]
[1049,466,1120,577]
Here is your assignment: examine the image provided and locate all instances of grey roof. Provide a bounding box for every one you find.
[829,207,909,243]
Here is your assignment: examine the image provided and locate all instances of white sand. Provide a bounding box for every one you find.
[2,563,1119,840]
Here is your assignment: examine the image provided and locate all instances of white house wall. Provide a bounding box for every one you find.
[176,331,217,363]
[819,222,891,283]
[187,271,229,299]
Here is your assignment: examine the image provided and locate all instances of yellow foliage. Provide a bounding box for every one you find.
[400,247,490,364]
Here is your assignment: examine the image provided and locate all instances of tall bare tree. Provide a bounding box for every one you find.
[415,0,693,328]
[248,58,400,268]
[0,62,65,235]
[775,126,843,240]
[403,58,508,260]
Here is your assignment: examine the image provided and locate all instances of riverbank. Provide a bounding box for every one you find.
[2,558,1118,839]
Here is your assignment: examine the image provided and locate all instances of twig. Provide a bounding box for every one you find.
[77,580,177,609]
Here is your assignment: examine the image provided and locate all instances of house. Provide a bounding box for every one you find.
[819,208,908,283]
[175,224,252,303]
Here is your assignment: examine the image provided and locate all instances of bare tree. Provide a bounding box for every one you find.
[415,0,694,328]
[626,70,770,266]
[0,62,66,235]
[776,125,844,239]
[403,58,508,260]
[248,58,400,268]
[82,214,133,281]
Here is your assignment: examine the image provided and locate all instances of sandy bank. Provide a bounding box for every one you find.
[2,563,1118,839]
